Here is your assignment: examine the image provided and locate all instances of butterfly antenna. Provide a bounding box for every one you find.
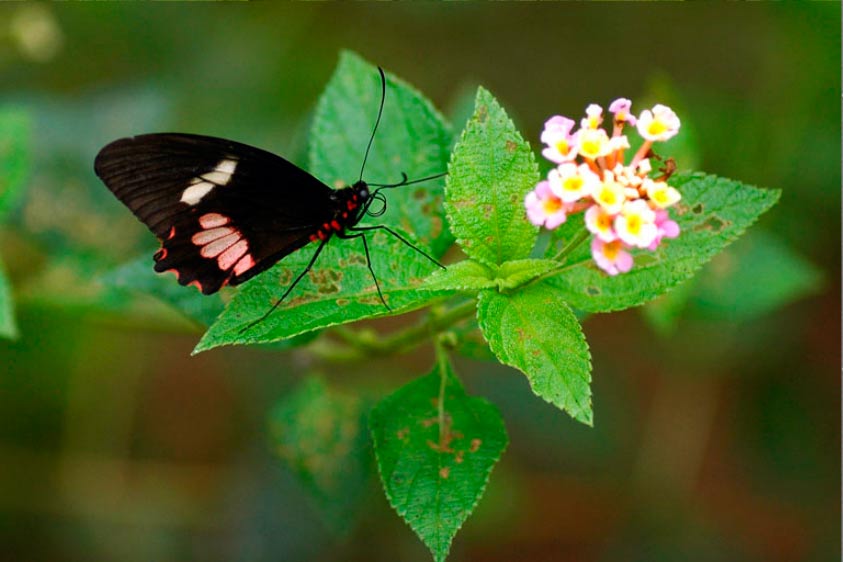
[369,171,448,190]
[359,66,387,183]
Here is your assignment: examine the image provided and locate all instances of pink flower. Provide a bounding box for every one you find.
[637,104,680,142]
[647,210,681,250]
[609,98,636,126]
[592,238,633,276]
[525,180,569,229]
[540,115,578,164]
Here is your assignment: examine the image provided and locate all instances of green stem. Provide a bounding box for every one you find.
[551,227,591,262]
[434,336,450,447]
[310,298,477,362]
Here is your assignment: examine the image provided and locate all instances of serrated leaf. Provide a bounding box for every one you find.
[0,257,17,339]
[198,52,454,352]
[311,51,453,255]
[0,109,31,219]
[546,173,781,312]
[195,235,453,352]
[445,87,539,267]
[100,255,225,327]
[421,260,496,293]
[370,363,507,562]
[495,259,559,290]
[269,376,371,535]
[690,230,823,319]
[477,281,592,425]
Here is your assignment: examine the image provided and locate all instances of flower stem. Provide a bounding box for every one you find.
[552,227,591,262]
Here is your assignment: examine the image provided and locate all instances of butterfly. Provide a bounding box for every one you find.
[94,67,444,330]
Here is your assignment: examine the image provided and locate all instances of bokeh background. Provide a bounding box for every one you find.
[0,4,839,561]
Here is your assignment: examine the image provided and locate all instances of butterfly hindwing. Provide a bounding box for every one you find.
[95,133,335,294]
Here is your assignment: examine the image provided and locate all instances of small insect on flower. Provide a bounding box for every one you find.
[525,98,683,275]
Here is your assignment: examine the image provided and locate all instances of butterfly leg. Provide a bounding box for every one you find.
[346,225,445,270]
[336,230,390,311]
[239,238,329,334]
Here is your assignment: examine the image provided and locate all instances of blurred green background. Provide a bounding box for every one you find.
[0,4,838,561]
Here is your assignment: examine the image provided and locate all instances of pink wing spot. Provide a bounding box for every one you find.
[330,220,341,231]
[164,268,181,280]
[199,213,230,229]
[200,233,240,258]
[167,226,176,240]
[192,226,235,246]
[188,279,204,292]
[218,239,248,270]
[154,247,168,261]
[233,253,255,276]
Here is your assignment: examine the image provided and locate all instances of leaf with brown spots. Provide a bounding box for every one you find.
[545,172,781,312]
[269,376,372,535]
[445,87,539,267]
[477,281,593,425]
[370,362,507,562]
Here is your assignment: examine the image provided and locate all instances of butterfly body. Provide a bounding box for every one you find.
[95,132,373,295]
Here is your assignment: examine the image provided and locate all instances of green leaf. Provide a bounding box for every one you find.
[477,281,593,425]
[370,363,507,562]
[269,376,372,535]
[422,260,496,293]
[546,173,781,312]
[310,51,453,256]
[0,257,17,339]
[194,235,453,352]
[690,230,823,319]
[100,255,225,327]
[495,259,559,290]
[198,52,454,352]
[0,109,31,219]
[445,87,539,267]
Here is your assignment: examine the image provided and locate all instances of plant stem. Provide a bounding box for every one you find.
[310,298,477,362]
[552,227,591,262]
[434,336,450,447]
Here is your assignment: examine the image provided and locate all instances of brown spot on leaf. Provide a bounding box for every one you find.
[336,298,350,307]
[505,139,517,153]
[455,451,465,464]
[439,466,450,479]
[586,286,601,296]
[476,104,488,123]
[414,188,427,201]
[692,203,704,214]
[470,438,481,452]
[396,427,410,440]
[693,215,729,233]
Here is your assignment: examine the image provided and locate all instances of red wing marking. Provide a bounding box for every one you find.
[233,254,255,276]
[199,233,240,258]
[218,239,249,269]
[165,268,180,281]
[167,226,176,240]
[154,247,168,261]
[199,213,230,229]
[330,220,341,230]
[191,226,235,246]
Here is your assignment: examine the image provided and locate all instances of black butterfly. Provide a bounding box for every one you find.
[94,67,444,329]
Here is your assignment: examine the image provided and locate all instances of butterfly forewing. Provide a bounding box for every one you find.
[95,133,336,294]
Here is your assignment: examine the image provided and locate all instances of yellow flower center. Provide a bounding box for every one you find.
[603,240,621,259]
[626,215,642,234]
[581,140,599,157]
[597,213,612,230]
[542,196,563,214]
[555,140,570,155]
[563,176,583,192]
[648,119,668,136]
[599,186,617,205]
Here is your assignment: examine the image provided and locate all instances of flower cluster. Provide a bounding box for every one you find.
[525,100,682,275]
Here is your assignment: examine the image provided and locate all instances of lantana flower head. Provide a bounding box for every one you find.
[525,98,683,275]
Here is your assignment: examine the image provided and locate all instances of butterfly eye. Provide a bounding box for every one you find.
[366,191,388,217]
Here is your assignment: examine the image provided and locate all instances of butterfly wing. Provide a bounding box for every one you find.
[95,133,334,294]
